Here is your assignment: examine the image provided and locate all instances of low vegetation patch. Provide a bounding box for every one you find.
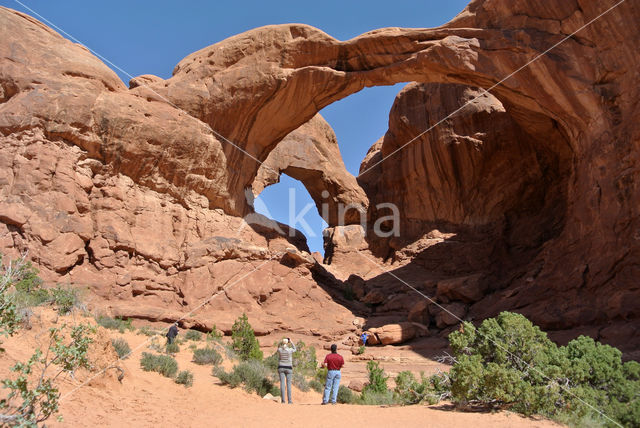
[213,360,279,397]
[192,346,223,365]
[185,330,202,341]
[140,353,178,378]
[96,316,134,333]
[165,342,180,355]
[137,326,160,336]
[111,338,131,359]
[206,325,224,342]
[175,370,194,387]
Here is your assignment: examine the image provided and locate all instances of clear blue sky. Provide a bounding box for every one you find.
[3,0,469,253]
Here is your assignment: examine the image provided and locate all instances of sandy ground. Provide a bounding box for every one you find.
[0,309,563,428]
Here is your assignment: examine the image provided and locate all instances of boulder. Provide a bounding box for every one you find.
[434,303,467,329]
[369,323,417,345]
[436,274,486,304]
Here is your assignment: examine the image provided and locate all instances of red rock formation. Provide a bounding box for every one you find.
[253,114,368,226]
[1,0,639,354]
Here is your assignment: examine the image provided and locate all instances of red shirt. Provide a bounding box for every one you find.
[323,353,344,370]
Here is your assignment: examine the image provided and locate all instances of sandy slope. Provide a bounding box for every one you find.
[0,309,562,428]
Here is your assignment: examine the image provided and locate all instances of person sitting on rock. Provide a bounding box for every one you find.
[360,332,369,346]
[321,344,345,405]
[166,323,179,345]
[277,337,296,404]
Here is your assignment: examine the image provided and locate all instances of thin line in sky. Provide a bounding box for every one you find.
[358,0,627,177]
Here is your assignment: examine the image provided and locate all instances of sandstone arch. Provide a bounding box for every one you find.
[1,0,639,351]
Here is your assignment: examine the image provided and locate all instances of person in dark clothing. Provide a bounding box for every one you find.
[321,344,345,404]
[166,323,179,344]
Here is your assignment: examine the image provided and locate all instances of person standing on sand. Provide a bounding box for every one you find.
[166,323,179,345]
[277,337,296,404]
[321,344,345,405]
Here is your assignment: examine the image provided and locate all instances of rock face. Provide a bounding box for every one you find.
[1,0,639,353]
[253,114,368,226]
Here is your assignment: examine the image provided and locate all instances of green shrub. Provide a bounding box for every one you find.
[13,287,50,310]
[393,370,448,405]
[111,338,131,359]
[362,361,388,395]
[1,255,33,351]
[447,311,640,427]
[357,345,365,355]
[292,340,317,376]
[165,342,180,355]
[0,323,94,425]
[12,259,43,294]
[292,371,309,392]
[207,325,224,342]
[231,313,263,361]
[137,326,159,336]
[140,352,178,378]
[185,330,202,341]
[337,385,355,403]
[192,346,223,365]
[175,370,194,387]
[358,390,395,405]
[315,367,328,383]
[213,366,242,388]
[49,285,81,314]
[214,360,279,397]
[310,379,324,393]
[96,316,134,333]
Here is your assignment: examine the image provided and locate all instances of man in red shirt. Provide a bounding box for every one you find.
[321,344,345,404]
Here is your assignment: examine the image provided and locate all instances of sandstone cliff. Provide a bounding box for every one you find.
[0,0,638,353]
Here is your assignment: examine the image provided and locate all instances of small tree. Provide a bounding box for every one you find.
[362,361,389,395]
[0,323,95,425]
[1,255,29,351]
[230,313,262,361]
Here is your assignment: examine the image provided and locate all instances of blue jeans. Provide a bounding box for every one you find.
[278,367,293,403]
[323,370,341,403]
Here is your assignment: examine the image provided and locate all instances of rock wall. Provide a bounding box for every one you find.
[1,0,639,351]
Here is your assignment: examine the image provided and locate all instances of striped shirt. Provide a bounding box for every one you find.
[277,344,296,368]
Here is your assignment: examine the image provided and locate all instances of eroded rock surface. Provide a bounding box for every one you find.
[1,0,639,354]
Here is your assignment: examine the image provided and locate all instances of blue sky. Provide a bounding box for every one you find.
[3,0,469,253]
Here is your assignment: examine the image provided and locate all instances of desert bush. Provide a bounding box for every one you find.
[212,366,242,388]
[0,323,94,425]
[48,285,82,314]
[140,352,178,378]
[192,346,223,365]
[292,371,310,392]
[207,324,223,342]
[214,360,279,397]
[359,361,394,405]
[111,338,131,359]
[447,311,640,427]
[292,340,317,376]
[393,370,449,405]
[96,316,134,333]
[0,255,23,351]
[137,326,159,336]
[362,361,388,395]
[231,313,263,361]
[357,345,365,355]
[337,385,355,404]
[175,370,194,387]
[185,330,202,341]
[357,390,395,405]
[309,379,323,393]
[165,342,180,355]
